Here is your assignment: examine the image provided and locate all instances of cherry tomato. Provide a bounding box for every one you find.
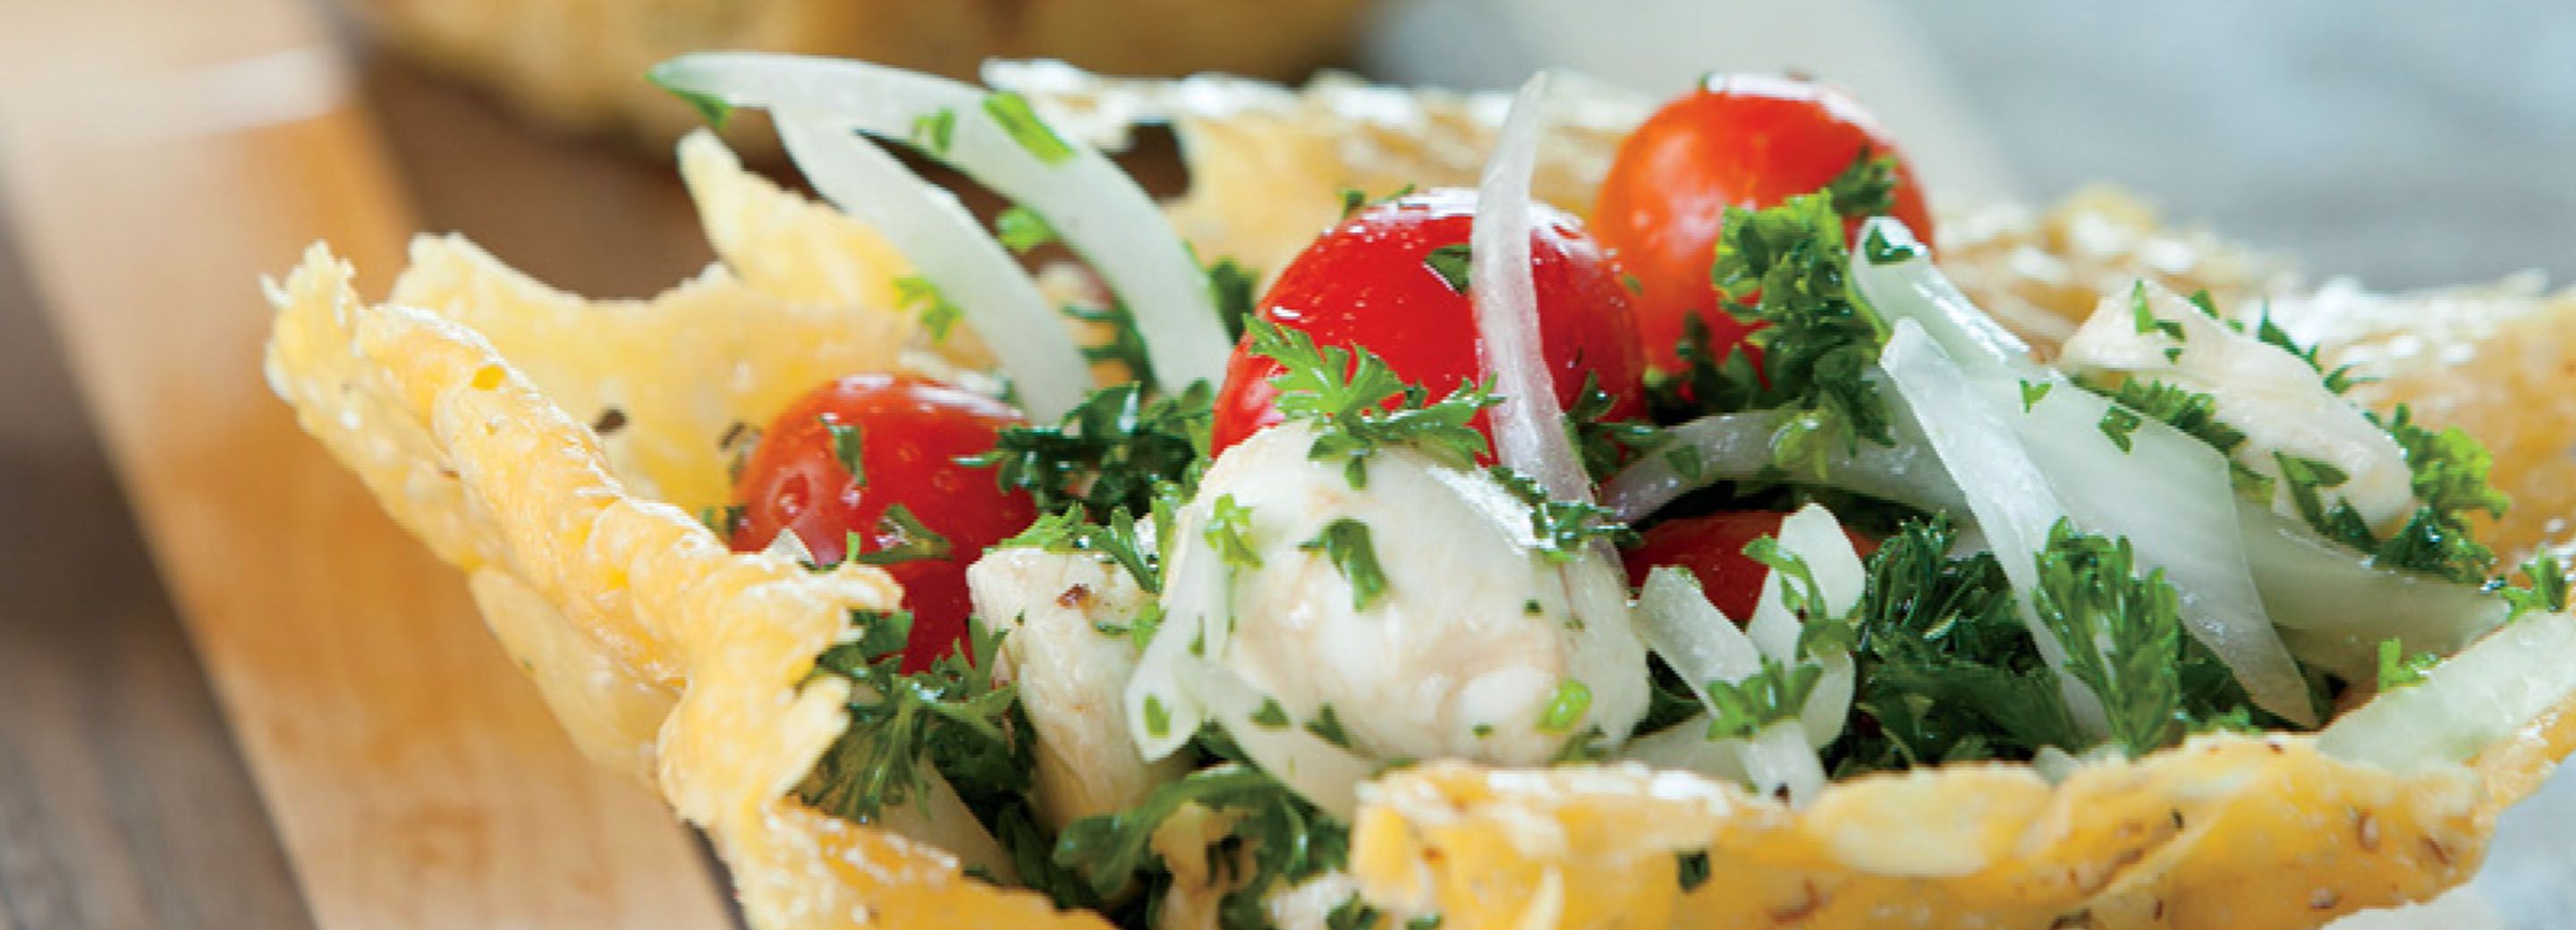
[728,375,1035,670]
[1209,188,1648,459]
[1622,511,1881,621]
[1595,74,1935,372]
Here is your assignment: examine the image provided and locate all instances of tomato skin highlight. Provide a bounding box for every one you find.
[1208,189,1648,459]
[728,375,1035,670]
[1622,511,1880,621]
[1596,74,1935,372]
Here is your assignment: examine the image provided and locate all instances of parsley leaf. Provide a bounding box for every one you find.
[1338,182,1418,219]
[2029,520,2188,756]
[1423,242,1473,294]
[1204,494,1264,569]
[1567,373,1665,481]
[1206,258,1258,343]
[1005,505,1163,594]
[823,417,865,483]
[846,503,953,566]
[894,275,963,342]
[1304,705,1355,748]
[1821,148,1900,222]
[1703,657,1822,740]
[1250,318,1497,487]
[1053,763,1350,926]
[910,107,957,156]
[799,612,1025,823]
[980,91,1073,165]
[994,206,1057,254]
[2504,554,2571,621]
[1487,466,1638,562]
[1701,191,1897,477]
[970,381,1211,520]
[2375,637,2438,690]
[1536,680,1593,733]
[1300,518,1388,610]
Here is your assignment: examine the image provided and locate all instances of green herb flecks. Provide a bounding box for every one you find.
[1423,242,1473,294]
[1567,373,1665,482]
[1006,504,1164,594]
[980,91,1074,165]
[1205,494,1264,570]
[1488,466,1638,562]
[1703,657,1822,740]
[1822,148,1901,223]
[894,275,964,342]
[1206,258,1258,343]
[1052,764,1350,927]
[823,418,865,483]
[846,504,953,566]
[1696,191,1898,478]
[994,206,1056,254]
[2504,554,2572,621]
[2376,638,2438,690]
[1304,704,1354,748]
[971,381,1210,520]
[1536,680,1593,733]
[798,612,1025,823]
[1300,518,1389,610]
[911,107,957,156]
[2029,520,2188,756]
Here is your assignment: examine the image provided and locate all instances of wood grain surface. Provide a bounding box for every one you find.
[0,0,735,926]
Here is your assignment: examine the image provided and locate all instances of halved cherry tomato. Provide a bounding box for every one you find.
[728,375,1035,670]
[1209,188,1647,459]
[1623,511,1881,621]
[1596,74,1935,372]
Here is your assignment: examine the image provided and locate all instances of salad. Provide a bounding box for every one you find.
[264,51,2576,930]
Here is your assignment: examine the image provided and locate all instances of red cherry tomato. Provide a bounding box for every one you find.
[1623,511,1881,621]
[1209,188,1648,459]
[728,375,1035,670]
[1596,74,1935,372]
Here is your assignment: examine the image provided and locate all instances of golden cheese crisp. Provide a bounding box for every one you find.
[267,71,2576,930]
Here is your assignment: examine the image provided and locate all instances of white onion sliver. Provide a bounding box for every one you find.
[2240,505,2508,681]
[655,53,1233,393]
[2320,610,2576,772]
[1470,72,1588,503]
[775,112,1090,419]
[2009,376,2315,725]
[1746,504,1866,745]
[1878,321,2110,738]
[1738,721,1829,807]
[1174,659,1376,820]
[1600,399,1969,524]
[1635,567,1762,712]
[1618,719,1750,782]
[1851,217,2036,377]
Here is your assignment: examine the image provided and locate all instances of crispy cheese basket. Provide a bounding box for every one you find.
[265,57,2576,929]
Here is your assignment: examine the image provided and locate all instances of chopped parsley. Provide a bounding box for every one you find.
[823,418,864,483]
[1536,680,1593,733]
[1567,374,1665,481]
[2504,554,2571,621]
[994,206,1056,254]
[980,91,1073,165]
[1702,657,1821,740]
[1487,466,1638,562]
[1676,850,1714,892]
[2375,638,2438,690]
[845,504,953,566]
[1053,763,1350,928]
[1250,698,1292,729]
[1006,505,1163,594]
[970,381,1210,520]
[2019,379,2053,412]
[1423,242,1473,294]
[2029,520,2187,756]
[1338,182,1418,219]
[1206,258,1258,342]
[798,612,1025,823]
[2096,404,2144,453]
[894,275,963,342]
[1205,494,1264,569]
[1821,148,1901,224]
[1300,518,1389,610]
[1250,318,1496,487]
[1304,704,1355,748]
[910,107,957,156]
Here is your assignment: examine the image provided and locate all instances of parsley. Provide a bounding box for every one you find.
[659,80,734,129]
[1861,224,1919,265]
[1338,182,1417,219]
[1326,898,1381,930]
[2019,379,2053,412]
[1205,494,1264,569]
[2080,376,2246,455]
[1676,850,1713,892]
[909,107,957,156]
[1304,704,1354,748]
[1053,763,1351,923]
[699,503,746,538]
[1250,318,1496,487]
[894,275,963,342]
[1488,466,1638,562]
[971,381,1210,520]
[1141,694,1172,739]
[846,504,953,566]
[799,612,1025,823]
[980,91,1073,165]
[2097,404,2144,453]
[823,418,865,483]
[1300,518,1389,610]
[1408,917,1445,930]
[1250,698,1291,729]
[1567,374,1665,481]
[2275,405,2511,586]
[1062,297,1157,387]
[994,206,1056,253]
[1423,243,1473,293]
[1703,191,1897,476]
[2029,520,2187,756]
[1536,680,1593,733]
[1821,148,1900,222]
[1006,505,1163,594]
[1703,657,1821,740]
[2127,282,2189,343]
[1206,258,1258,342]
[2375,638,2438,690]
[2504,554,2571,621]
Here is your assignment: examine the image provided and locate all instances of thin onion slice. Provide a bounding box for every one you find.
[774,111,1090,419]
[1174,660,1376,821]
[1630,562,1838,804]
[1879,320,2110,738]
[653,53,1233,393]
[1470,72,1588,503]
[2239,505,2508,681]
[1599,396,1969,524]
[2321,610,2576,772]
[1744,505,1866,746]
[1850,216,2035,376]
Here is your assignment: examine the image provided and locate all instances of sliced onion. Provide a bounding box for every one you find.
[1850,216,2036,377]
[1631,559,1841,803]
[1634,567,1761,713]
[1600,399,1969,526]
[1739,720,1830,807]
[1745,505,1866,745]
[653,53,1233,393]
[774,111,1090,419]
[1123,510,1233,763]
[2008,373,2315,725]
[1879,321,2110,738]
[1619,720,1749,782]
[1174,660,1376,821]
[1470,72,1589,503]
[2320,610,2576,772]
[2238,505,2508,681]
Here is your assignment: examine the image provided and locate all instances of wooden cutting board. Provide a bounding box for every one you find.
[0,0,737,926]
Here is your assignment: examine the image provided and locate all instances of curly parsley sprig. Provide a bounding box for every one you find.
[798,612,1026,823]
[1248,318,1498,487]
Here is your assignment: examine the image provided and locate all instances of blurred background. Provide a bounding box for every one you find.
[1,0,2568,927]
